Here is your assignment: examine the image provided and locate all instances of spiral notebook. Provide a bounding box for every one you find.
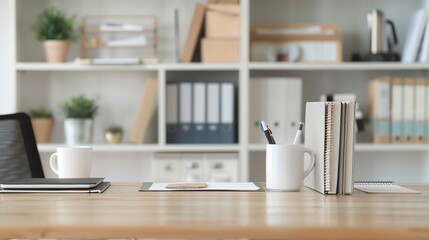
[354,181,421,194]
[304,101,356,195]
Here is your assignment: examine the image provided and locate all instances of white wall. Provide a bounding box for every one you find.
[0,0,16,114]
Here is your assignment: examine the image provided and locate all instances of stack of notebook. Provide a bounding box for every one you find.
[304,101,356,195]
[0,178,110,193]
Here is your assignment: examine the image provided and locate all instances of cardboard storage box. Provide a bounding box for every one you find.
[206,4,240,38]
[201,38,239,63]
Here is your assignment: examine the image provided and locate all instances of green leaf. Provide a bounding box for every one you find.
[34,7,77,41]
[61,95,98,118]
[29,106,53,118]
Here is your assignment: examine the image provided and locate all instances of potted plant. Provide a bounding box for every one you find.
[29,107,54,143]
[34,7,76,63]
[104,126,123,144]
[61,95,98,145]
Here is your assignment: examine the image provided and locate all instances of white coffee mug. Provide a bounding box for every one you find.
[266,144,315,191]
[49,146,92,178]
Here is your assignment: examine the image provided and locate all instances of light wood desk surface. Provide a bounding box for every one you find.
[1,183,429,240]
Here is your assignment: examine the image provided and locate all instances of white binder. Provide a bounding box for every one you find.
[220,82,235,143]
[403,78,415,143]
[391,77,403,143]
[419,9,429,62]
[415,78,426,143]
[179,82,192,142]
[426,78,429,143]
[249,79,265,143]
[207,83,220,141]
[221,83,234,124]
[193,82,206,133]
[402,9,427,62]
[250,78,302,144]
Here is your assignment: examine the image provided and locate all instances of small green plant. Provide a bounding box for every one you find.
[34,7,77,41]
[29,106,53,118]
[61,95,98,119]
[106,126,123,133]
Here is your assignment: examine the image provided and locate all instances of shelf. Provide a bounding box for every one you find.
[37,143,241,153]
[18,62,429,72]
[85,28,155,33]
[354,143,429,152]
[85,43,155,48]
[15,62,240,72]
[162,63,240,71]
[248,143,429,152]
[16,62,161,71]
[249,62,429,71]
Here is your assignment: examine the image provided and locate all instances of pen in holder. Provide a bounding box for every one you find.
[266,144,315,191]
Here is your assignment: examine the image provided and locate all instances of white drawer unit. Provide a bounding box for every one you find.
[153,154,182,182]
[152,153,238,182]
[205,154,238,182]
[182,154,204,182]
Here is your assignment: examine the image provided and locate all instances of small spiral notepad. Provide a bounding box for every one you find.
[354,181,421,194]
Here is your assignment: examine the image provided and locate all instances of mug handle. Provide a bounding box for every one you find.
[302,148,316,178]
[49,153,60,175]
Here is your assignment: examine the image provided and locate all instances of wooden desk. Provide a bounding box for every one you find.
[1,183,429,240]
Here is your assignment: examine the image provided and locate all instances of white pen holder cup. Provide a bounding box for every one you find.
[266,144,315,191]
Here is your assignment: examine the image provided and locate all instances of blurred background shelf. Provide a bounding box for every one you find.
[248,144,429,152]
[37,143,242,153]
[3,0,429,183]
[249,62,429,71]
[15,62,240,71]
[16,62,162,71]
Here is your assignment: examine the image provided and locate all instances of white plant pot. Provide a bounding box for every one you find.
[64,118,93,145]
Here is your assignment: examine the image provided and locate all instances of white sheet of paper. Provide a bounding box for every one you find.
[148,182,260,191]
[354,184,421,194]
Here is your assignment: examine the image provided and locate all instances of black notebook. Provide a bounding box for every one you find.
[0,178,104,189]
[0,182,111,193]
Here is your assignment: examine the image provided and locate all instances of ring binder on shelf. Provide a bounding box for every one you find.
[166,83,179,143]
[166,81,237,144]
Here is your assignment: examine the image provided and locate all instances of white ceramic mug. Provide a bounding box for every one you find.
[49,146,92,178]
[266,144,315,191]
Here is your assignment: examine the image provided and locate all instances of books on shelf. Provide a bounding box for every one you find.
[304,101,356,195]
[181,4,205,63]
[369,76,428,144]
[166,81,237,144]
[402,9,429,63]
[130,78,158,144]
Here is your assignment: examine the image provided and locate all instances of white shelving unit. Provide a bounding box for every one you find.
[15,62,241,71]
[249,143,429,152]
[2,0,429,183]
[249,62,429,71]
[37,143,241,153]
